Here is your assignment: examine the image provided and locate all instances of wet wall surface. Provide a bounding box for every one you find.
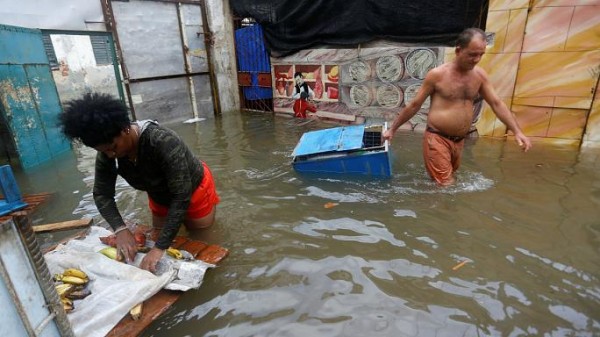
[13,112,600,336]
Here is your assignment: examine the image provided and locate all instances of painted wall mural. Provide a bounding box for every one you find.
[271,46,443,130]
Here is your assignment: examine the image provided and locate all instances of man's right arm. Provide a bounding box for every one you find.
[383,70,436,141]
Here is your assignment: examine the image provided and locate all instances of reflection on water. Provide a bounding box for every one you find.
[12,112,600,336]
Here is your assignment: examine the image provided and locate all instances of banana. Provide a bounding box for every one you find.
[55,283,74,298]
[99,247,120,261]
[66,288,92,300]
[63,268,88,281]
[60,275,88,285]
[166,247,183,260]
[61,297,74,313]
[130,302,143,321]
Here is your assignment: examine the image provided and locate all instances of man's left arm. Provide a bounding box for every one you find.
[478,68,532,152]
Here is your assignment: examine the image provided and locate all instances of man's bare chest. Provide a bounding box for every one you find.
[435,75,481,101]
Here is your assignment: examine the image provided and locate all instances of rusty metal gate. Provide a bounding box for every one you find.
[102,0,220,123]
[233,20,273,112]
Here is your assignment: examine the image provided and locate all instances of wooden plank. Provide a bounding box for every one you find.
[198,244,230,265]
[148,227,189,249]
[105,291,179,337]
[178,240,208,258]
[32,218,93,233]
[170,236,189,248]
[316,111,356,122]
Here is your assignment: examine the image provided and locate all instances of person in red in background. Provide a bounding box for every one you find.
[292,72,317,118]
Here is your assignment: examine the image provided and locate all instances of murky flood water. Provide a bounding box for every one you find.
[13,112,600,336]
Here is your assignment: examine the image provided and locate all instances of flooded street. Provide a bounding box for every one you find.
[13,112,600,336]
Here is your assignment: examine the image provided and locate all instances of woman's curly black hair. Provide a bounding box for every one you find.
[59,92,131,147]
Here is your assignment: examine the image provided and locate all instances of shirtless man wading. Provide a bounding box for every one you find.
[382,27,532,186]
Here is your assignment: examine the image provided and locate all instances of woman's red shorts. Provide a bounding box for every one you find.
[148,162,220,219]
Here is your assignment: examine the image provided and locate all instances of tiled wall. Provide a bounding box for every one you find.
[459,0,600,146]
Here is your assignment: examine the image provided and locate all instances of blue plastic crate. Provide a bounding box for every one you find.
[291,124,392,177]
[0,165,27,216]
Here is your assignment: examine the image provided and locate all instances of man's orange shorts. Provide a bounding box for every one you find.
[423,129,465,185]
[148,162,220,219]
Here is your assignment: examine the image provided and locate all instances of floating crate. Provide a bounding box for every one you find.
[291,123,392,177]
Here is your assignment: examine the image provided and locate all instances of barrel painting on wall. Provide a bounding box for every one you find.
[340,47,440,126]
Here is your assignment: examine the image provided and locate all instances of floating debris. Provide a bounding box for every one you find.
[452,260,469,271]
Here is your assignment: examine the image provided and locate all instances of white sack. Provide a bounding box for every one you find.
[44,226,214,337]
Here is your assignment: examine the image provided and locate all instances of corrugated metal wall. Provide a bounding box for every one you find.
[108,0,217,122]
[234,21,273,112]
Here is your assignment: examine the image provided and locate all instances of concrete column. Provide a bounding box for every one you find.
[204,0,239,113]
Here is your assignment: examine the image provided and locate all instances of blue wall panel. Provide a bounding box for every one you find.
[0,24,49,64]
[24,64,70,157]
[0,24,70,169]
[0,65,52,168]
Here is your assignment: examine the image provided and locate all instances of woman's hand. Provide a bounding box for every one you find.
[115,229,138,263]
[140,247,165,273]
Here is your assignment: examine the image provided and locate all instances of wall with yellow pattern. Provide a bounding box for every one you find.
[452,0,600,147]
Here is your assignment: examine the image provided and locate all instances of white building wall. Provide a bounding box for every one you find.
[0,0,105,31]
[50,34,119,102]
[52,35,96,71]
[205,0,240,113]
